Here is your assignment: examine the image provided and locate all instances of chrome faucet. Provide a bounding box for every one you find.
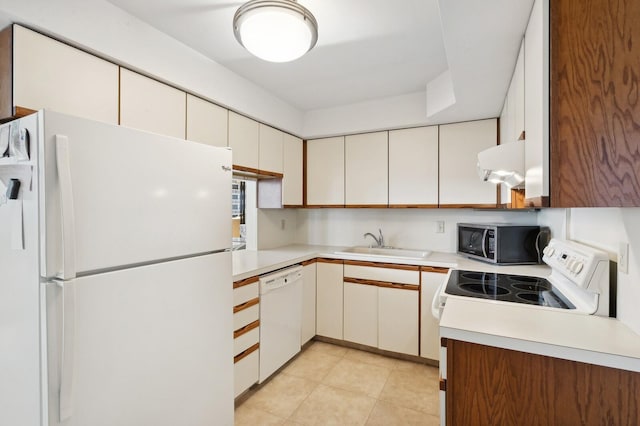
[363,228,385,248]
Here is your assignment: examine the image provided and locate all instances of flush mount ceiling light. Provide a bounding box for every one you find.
[233,0,318,63]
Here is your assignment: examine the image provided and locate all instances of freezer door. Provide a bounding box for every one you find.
[38,110,232,279]
[44,252,234,426]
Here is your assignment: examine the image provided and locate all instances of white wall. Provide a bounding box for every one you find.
[297,208,540,252]
[257,209,299,250]
[0,0,304,135]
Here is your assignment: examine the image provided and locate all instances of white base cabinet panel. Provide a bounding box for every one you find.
[378,287,419,356]
[234,350,259,398]
[420,269,449,360]
[315,260,344,340]
[343,282,378,347]
[301,262,317,344]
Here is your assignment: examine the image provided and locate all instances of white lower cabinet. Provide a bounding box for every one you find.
[343,262,420,356]
[420,268,449,360]
[233,276,260,398]
[301,261,317,344]
[316,260,344,340]
[343,282,378,347]
[378,287,419,356]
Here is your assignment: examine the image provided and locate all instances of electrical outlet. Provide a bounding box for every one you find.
[619,242,629,274]
[436,221,445,233]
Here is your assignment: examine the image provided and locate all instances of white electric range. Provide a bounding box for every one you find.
[432,238,611,320]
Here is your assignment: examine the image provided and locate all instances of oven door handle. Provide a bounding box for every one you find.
[481,229,489,258]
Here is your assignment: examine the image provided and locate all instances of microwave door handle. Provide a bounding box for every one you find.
[481,229,488,258]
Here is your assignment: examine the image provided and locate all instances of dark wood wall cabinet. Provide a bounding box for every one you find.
[445,340,640,425]
[551,0,640,207]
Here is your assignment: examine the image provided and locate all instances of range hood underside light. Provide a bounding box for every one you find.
[477,139,525,188]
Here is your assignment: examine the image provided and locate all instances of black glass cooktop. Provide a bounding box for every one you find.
[445,270,576,309]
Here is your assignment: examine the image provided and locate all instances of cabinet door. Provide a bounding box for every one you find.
[13,25,119,124]
[228,111,259,170]
[306,137,345,206]
[524,0,550,205]
[120,69,186,139]
[315,261,343,339]
[439,119,498,207]
[420,270,448,360]
[343,282,378,347]
[301,262,317,344]
[513,40,525,143]
[186,94,228,147]
[345,132,388,206]
[258,124,283,174]
[282,134,303,206]
[378,287,418,356]
[388,126,438,206]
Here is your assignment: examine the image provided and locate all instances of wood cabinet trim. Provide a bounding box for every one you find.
[421,266,449,274]
[441,337,448,348]
[234,319,260,339]
[344,204,389,208]
[232,165,283,179]
[283,204,304,208]
[317,258,344,265]
[300,258,318,266]
[233,297,259,313]
[439,378,447,391]
[388,204,439,209]
[305,204,346,208]
[344,277,419,291]
[14,106,36,118]
[438,203,499,209]
[233,275,259,289]
[233,342,259,364]
[525,196,550,208]
[343,260,420,271]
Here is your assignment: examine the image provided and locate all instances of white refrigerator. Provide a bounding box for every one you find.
[0,110,234,426]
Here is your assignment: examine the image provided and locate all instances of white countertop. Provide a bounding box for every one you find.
[233,244,640,372]
[232,244,552,280]
[440,297,640,372]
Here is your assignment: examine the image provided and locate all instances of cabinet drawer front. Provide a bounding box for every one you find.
[344,265,419,285]
[234,304,259,331]
[234,327,259,356]
[233,282,259,306]
[234,348,259,398]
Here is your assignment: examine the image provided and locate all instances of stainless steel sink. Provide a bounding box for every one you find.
[334,246,431,260]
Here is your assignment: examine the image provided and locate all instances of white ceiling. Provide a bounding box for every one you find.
[106,0,533,120]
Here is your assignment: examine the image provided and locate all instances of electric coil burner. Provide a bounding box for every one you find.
[433,239,612,319]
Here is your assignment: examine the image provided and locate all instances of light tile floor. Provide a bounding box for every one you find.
[235,341,440,425]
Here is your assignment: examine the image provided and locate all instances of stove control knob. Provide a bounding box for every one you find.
[572,262,584,274]
[567,259,576,270]
[543,246,555,257]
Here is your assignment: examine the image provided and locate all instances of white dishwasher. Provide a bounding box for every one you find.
[259,265,303,383]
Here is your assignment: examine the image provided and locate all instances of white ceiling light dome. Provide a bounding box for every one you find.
[233,0,318,63]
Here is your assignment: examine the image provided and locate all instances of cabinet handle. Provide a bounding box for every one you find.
[233,297,259,313]
[234,319,260,338]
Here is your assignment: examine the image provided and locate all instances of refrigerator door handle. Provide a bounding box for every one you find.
[52,278,76,422]
[55,135,77,279]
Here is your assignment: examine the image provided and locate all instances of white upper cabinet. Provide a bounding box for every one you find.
[524,0,550,204]
[306,136,345,206]
[228,111,259,170]
[258,124,283,174]
[345,131,388,206]
[388,126,439,206]
[186,94,228,147]
[120,69,186,139]
[282,133,303,206]
[13,25,119,124]
[439,119,498,206]
[513,40,525,143]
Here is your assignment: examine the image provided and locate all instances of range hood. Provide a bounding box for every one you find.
[477,140,525,188]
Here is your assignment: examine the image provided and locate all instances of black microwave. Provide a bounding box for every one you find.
[457,223,542,264]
